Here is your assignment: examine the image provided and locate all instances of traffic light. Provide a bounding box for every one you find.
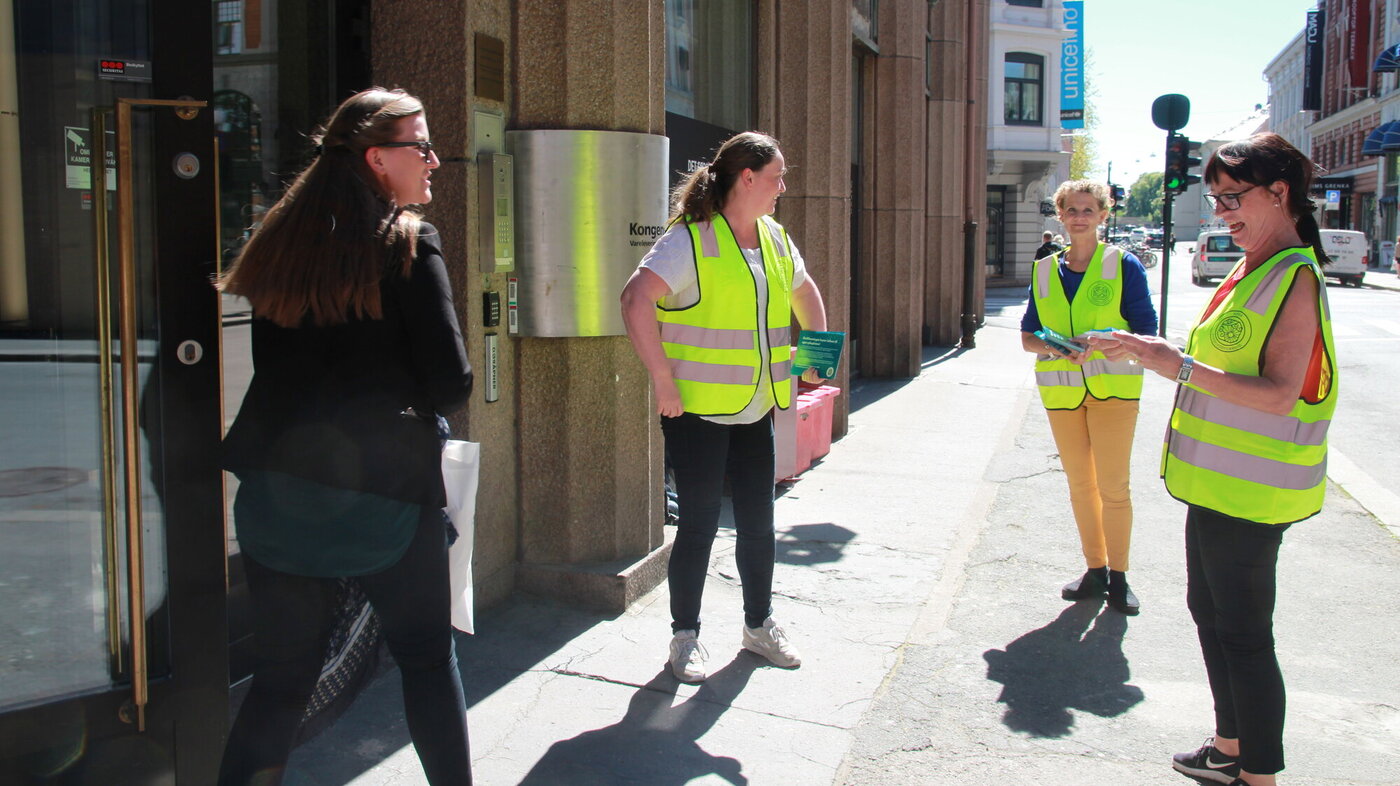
[1164,132,1202,196]
[1110,184,1126,212]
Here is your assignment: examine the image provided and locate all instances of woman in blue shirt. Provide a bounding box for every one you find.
[1020,180,1158,614]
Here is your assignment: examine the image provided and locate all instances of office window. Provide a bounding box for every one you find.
[665,0,752,131]
[215,1,242,55]
[1004,52,1044,126]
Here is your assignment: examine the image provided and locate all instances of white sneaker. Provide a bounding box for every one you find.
[742,618,801,668]
[669,629,708,683]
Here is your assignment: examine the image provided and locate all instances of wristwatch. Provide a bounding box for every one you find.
[1175,355,1195,384]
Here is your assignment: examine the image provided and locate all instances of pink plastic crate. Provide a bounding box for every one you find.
[794,386,840,473]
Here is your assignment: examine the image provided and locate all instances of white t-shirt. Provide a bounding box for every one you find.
[639,221,809,425]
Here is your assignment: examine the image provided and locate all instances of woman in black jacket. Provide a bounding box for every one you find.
[218,88,473,785]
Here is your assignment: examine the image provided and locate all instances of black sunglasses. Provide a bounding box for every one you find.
[376,140,434,160]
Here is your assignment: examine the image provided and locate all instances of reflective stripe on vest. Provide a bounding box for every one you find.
[1031,243,1143,409]
[656,214,794,416]
[1163,248,1338,524]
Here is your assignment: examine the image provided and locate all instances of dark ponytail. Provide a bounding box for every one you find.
[1294,206,1328,266]
[1204,132,1329,266]
[670,131,781,223]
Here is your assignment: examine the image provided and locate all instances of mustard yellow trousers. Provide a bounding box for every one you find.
[1045,396,1139,572]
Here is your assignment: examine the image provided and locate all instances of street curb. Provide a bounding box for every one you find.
[1327,449,1400,541]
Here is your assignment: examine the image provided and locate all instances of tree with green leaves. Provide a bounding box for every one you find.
[1127,172,1163,225]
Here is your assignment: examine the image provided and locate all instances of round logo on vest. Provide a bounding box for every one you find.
[1086,281,1114,307]
[1210,310,1252,353]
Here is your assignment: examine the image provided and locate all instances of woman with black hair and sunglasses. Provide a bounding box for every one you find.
[1091,132,1338,786]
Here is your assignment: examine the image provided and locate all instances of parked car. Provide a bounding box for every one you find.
[1318,229,1366,287]
[1191,230,1244,286]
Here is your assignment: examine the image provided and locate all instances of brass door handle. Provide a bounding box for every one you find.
[93,97,207,733]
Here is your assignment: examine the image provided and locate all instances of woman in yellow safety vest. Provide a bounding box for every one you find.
[1092,133,1336,786]
[1021,180,1158,615]
[619,132,828,684]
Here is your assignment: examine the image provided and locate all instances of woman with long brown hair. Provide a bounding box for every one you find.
[218,88,473,785]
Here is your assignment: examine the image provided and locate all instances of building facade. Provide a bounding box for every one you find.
[0,0,990,776]
[1305,0,1385,250]
[1265,31,1311,153]
[985,0,1073,284]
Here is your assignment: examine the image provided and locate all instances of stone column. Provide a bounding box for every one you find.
[508,0,670,611]
[923,0,988,346]
[756,1,853,434]
[375,1,530,609]
[860,0,928,378]
[925,0,968,345]
[965,0,989,344]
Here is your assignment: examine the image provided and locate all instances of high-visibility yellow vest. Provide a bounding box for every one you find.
[656,214,794,416]
[1031,243,1144,410]
[1163,248,1337,525]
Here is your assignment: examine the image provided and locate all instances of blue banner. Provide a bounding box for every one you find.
[1060,0,1084,129]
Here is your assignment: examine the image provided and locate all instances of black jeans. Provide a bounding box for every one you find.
[1185,505,1290,775]
[662,412,776,632]
[219,508,471,785]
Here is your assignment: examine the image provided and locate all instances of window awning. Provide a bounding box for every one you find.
[1382,121,1400,152]
[1363,122,1392,156]
[1375,43,1400,72]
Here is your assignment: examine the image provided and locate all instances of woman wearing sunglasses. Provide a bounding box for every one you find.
[218,88,473,785]
[1090,133,1337,786]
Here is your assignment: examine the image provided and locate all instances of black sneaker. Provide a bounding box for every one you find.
[1171,737,1240,783]
[1061,567,1109,601]
[1108,570,1140,615]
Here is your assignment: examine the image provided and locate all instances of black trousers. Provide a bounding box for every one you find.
[1185,505,1290,775]
[661,412,776,633]
[219,508,471,785]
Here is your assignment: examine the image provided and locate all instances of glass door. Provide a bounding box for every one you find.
[0,0,226,782]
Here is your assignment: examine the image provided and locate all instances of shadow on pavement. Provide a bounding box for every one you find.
[288,595,605,783]
[775,522,855,566]
[848,345,966,414]
[455,596,609,708]
[519,658,758,785]
[982,601,1143,738]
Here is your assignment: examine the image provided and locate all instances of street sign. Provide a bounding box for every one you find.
[1326,189,1341,208]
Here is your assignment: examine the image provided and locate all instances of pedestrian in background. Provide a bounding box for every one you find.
[218,88,474,785]
[1092,132,1337,786]
[1035,230,1061,261]
[1020,180,1158,615]
[620,132,828,683]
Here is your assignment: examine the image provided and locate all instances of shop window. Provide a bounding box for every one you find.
[665,0,753,132]
[1004,52,1043,126]
[216,1,242,55]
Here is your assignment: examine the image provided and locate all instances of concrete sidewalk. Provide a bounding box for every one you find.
[292,292,1400,785]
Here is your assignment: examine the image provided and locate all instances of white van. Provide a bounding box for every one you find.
[1318,229,1367,287]
[1191,230,1243,286]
